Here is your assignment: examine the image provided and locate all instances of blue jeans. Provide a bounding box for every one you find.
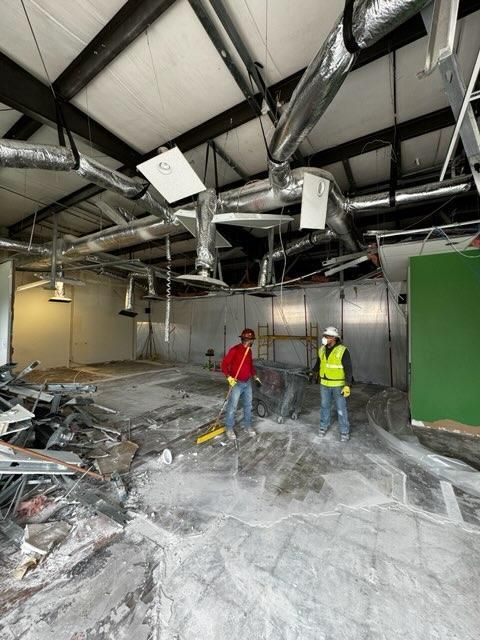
[320,385,350,435]
[225,380,252,431]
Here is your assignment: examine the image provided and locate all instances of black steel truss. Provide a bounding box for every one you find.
[3,0,176,142]
[4,0,480,240]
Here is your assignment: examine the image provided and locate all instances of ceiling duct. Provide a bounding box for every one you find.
[119,275,137,317]
[143,267,161,300]
[258,229,336,287]
[0,139,173,222]
[48,280,71,304]
[0,237,49,255]
[269,0,432,165]
[177,188,228,288]
[63,217,179,257]
[346,175,472,212]
[219,167,363,252]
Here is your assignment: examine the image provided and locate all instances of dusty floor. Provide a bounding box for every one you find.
[2,363,480,639]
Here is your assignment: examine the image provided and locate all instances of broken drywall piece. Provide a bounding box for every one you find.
[21,521,71,556]
[91,441,138,476]
[14,555,40,580]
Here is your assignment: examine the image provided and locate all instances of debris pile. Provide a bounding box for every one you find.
[0,361,137,579]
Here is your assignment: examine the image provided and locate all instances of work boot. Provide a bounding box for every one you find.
[245,427,256,437]
[226,429,237,441]
[340,432,350,442]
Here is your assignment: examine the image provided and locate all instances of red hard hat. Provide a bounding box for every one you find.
[240,328,256,340]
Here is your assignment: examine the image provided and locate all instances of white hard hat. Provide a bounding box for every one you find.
[323,326,340,338]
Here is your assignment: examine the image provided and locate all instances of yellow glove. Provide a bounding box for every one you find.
[227,376,237,387]
[341,385,351,398]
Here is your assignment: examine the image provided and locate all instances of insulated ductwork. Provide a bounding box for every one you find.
[119,275,137,317]
[219,167,363,252]
[269,0,431,164]
[346,176,473,212]
[63,217,179,257]
[258,229,336,287]
[144,267,161,300]
[195,188,217,276]
[0,139,173,222]
[0,237,50,255]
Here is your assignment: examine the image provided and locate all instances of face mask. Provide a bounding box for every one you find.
[321,337,328,346]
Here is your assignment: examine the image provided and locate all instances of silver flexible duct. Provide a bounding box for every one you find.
[219,167,362,252]
[0,238,49,255]
[195,188,217,276]
[0,139,173,222]
[347,176,472,212]
[64,217,179,256]
[144,267,161,300]
[119,275,138,317]
[269,0,430,163]
[258,229,336,287]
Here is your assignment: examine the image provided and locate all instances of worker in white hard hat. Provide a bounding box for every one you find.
[311,326,353,442]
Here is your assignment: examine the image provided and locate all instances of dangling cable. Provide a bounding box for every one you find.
[164,235,172,343]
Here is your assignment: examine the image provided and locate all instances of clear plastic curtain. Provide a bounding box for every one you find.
[143,281,408,388]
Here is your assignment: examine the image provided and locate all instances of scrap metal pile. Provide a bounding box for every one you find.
[0,361,137,578]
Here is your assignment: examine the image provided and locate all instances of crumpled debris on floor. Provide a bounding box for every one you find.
[0,360,138,584]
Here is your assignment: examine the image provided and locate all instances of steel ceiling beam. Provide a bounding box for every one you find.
[0,52,140,166]
[3,0,176,141]
[209,0,278,121]
[7,1,480,236]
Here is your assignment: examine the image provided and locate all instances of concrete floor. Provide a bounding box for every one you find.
[2,364,480,639]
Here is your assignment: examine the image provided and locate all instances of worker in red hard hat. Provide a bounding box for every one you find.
[221,328,261,441]
[311,326,353,442]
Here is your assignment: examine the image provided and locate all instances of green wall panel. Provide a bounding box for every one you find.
[410,249,480,427]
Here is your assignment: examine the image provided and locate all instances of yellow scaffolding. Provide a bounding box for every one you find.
[257,323,318,366]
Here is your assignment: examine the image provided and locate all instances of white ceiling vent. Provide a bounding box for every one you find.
[137,147,206,203]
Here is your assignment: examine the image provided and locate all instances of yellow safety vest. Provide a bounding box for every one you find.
[319,344,346,387]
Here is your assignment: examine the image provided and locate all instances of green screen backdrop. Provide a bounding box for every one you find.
[410,249,480,427]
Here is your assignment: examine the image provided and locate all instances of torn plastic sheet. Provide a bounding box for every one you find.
[367,389,480,498]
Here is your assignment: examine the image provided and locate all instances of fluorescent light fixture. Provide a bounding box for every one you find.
[137,147,206,203]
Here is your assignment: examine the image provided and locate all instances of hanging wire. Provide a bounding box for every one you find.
[20,0,55,95]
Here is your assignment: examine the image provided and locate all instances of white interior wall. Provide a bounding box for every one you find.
[0,261,14,365]
[70,274,136,365]
[13,285,71,369]
[147,281,408,389]
[12,272,136,369]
